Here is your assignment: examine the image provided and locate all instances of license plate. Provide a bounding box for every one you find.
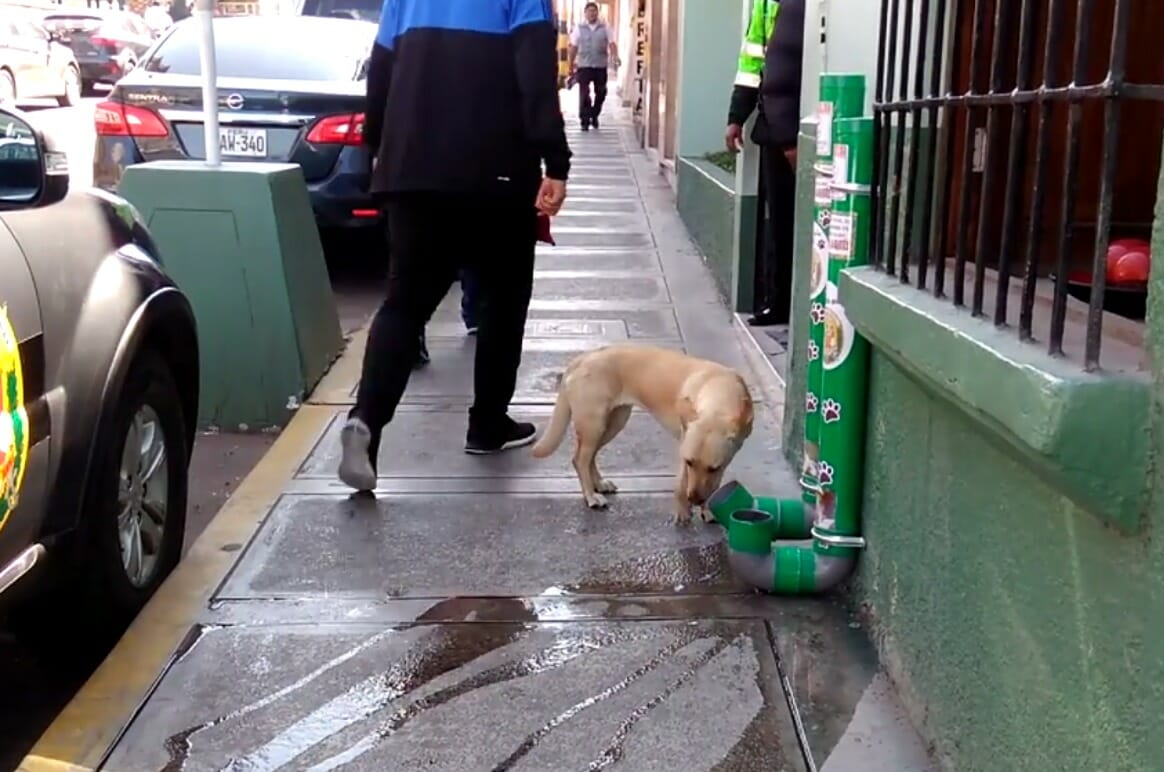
[219,127,267,158]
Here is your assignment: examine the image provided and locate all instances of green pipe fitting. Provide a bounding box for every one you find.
[707,480,812,539]
[727,509,774,554]
[726,542,856,594]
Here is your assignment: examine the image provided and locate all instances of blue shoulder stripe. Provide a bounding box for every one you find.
[375,0,398,49]
[394,0,509,36]
[508,0,553,30]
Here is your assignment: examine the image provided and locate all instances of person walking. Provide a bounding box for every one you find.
[568,1,620,131]
[726,0,803,328]
[338,0,571,492]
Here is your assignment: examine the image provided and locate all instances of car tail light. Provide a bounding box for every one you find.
[94,101,169,138]
[306,113,364,146]
[90,35,116,47]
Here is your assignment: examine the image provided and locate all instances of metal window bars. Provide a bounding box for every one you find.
[870,0,1164,370]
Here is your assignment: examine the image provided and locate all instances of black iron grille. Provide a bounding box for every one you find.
[871,0,1164,370]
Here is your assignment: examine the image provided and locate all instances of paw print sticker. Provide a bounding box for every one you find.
[816,461,834,486]
[810,302,826,325]
[820,398,842,423]
[806,392,819,413]
[807,340,820,361]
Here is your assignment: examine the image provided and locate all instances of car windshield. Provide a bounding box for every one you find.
[143,19,372,81]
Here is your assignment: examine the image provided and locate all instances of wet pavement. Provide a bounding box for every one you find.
[29,108,934,771]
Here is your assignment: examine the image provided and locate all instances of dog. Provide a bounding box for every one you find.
[531,344,754,525]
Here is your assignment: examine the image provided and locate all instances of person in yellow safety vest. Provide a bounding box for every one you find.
[725,0,804,329]
[731,0,779,92]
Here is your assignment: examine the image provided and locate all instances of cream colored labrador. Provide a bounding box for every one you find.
[531,344,754,524]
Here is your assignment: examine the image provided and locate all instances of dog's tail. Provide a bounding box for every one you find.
[531,384,571,458]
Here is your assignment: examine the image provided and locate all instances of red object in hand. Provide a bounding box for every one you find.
[1105,237,1151,284]
[537,213,555,245]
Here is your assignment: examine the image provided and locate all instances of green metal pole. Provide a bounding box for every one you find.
[813,116,874,560]
[802,74,866,513]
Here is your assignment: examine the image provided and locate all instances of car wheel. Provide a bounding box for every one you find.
[57,65,81,107]
[7,350,188,651]
[84,348,188,623]
[0,69,15,106]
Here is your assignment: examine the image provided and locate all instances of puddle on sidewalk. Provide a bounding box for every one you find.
[108,619,803,772]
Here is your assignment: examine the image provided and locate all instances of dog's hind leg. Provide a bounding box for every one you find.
[591,405,631,494]
[573,410,610,508]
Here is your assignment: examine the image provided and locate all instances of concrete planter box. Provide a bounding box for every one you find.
[676,156,740,306]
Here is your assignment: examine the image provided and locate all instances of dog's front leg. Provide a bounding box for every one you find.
[672,459,693,526]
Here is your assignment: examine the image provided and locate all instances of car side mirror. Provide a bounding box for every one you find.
[0,107,69,210]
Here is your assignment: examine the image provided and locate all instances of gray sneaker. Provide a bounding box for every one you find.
[338,416,376,492]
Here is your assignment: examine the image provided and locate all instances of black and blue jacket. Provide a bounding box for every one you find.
[365,0,572,196]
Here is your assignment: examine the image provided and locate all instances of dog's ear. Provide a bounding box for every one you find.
[678,394,697,430]
[732,395,754,434]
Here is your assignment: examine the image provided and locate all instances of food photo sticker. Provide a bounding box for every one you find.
[0,304,29,528]
[822,302,855,371]
[810,223,829,299]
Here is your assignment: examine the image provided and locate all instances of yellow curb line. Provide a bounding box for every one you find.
[19,367,351,771]
[311,328,365,405]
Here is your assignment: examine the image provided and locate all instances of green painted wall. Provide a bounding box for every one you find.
[778,114,1164,769]
[677,157,743,305]
[857,351,1163,771]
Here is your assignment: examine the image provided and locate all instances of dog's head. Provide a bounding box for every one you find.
[678,381,754,505]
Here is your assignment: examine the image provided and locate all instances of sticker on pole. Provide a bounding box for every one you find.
[810,222,829,299]
[831,143,849,201]
[0,304,29,530]
[829,211,854,260]
[822,301,855,371]
[816,101,834,156]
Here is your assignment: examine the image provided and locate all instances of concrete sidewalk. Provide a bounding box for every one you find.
[22,109,933,772]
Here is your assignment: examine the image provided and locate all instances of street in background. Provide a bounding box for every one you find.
[92,14,383,239]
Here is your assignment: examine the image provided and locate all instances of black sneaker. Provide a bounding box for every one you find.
[591,116,599,129]
[465,416,538,455]
[580,118,590,131]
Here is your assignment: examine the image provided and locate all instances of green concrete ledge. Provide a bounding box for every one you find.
[677,156,753,309]
[842,265,1151,533]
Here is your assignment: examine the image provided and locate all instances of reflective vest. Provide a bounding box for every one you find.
[735,0,780,89]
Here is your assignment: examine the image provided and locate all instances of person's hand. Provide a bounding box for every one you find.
[725,123,744,153]
[784,147,797,167]
[612,57,621,69]
[537,178,567,216]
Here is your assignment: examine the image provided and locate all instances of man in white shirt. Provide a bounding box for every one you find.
[568,2,620,131]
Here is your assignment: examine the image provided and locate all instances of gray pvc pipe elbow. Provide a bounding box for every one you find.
[726,545,856,595]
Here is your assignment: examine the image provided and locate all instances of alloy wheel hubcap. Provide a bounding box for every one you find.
[117,406,168,588]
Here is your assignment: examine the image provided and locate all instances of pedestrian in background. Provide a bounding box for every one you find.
[568,1,620,131]
[726,0,803,329]
[338,0,571,493]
